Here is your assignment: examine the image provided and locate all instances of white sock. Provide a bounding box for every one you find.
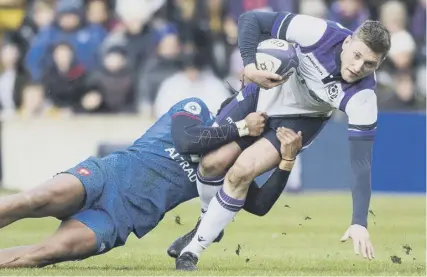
[181,188,245,258]
[196,168,224,218]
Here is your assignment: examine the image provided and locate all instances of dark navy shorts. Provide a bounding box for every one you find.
[215,84,329,153]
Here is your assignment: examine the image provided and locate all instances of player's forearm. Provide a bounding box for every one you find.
[243,160,294,216]
[238,11,277,66]
[349,138,374,228]
[172,115,249,154]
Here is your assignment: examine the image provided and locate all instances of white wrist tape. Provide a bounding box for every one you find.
[235,120,249,137]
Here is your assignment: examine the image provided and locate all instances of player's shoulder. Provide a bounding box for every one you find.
[339,74,377,113]
[169,97,212,120]
[300,19,352,53]
[325,20,353,36]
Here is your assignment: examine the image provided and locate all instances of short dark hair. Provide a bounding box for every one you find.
[353,20,391,59]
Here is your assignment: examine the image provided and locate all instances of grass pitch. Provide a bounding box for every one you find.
[0,192,425,276]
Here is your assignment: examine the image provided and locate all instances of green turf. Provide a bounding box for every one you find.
[0,193,425,276]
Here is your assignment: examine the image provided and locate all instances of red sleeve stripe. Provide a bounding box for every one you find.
[172,111,203,121]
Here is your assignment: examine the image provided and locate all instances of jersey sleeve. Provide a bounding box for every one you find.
[170,98,248,155]
[343,89,377,228]
[271,12,327,48]
[344,89,378,139]
[238,10,349,66]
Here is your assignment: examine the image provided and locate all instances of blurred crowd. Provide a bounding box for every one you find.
[0,0,424,120]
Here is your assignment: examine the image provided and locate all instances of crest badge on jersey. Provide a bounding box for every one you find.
[184,102,202,115]
[326,84,339,101]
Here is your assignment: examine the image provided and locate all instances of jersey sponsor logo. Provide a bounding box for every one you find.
[165,147,197,182]
[77,168,91,176]
[305,55,324,76]
[184,102,202,115]
[326,84,339,101]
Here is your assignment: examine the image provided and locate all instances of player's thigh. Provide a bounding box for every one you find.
[24,173,86,218]
[228,137,281,185]
[26,156,108,219]
[265,117,329,152]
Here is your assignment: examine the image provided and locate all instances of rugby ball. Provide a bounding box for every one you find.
[256,39,299,78]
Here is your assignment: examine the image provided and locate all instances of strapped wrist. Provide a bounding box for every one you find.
[282,157,296,162]
[235,120,249,137]
[279,159,294,171]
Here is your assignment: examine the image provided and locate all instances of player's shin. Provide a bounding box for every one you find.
[196,166,224,218]
[181,187,245,258]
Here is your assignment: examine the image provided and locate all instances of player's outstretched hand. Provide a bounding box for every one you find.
[244,112,268,136]
[341,224,375,260]
[244,63,287,89]
[276,127,302,160]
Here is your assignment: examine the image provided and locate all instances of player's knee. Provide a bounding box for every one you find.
[227,161,256,189]
[199,154,228,177]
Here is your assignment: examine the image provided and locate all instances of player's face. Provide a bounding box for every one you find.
[340,36,382,83]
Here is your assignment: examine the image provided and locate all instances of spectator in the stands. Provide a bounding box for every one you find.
[137,23,182,117]
[25,0,107,81]
[379,71,426,112]
[42,42,88,113]
[0,40,29,118]
[84,45,135,113]
[18,82,52,118]
[13,0,56,54]
[85,0,118,31]
[410,0,426,97]
[101,0,163,72]
[154,43,230,118]
[327,0,369,31]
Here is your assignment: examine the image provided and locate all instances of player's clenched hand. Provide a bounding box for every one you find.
[341,224,375,260]
[276,127,302,160]
[244,112,268,136]
[244,63,286,89]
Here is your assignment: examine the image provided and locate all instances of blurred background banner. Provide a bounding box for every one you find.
[0,0,424,192]
[300,112,426,193]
